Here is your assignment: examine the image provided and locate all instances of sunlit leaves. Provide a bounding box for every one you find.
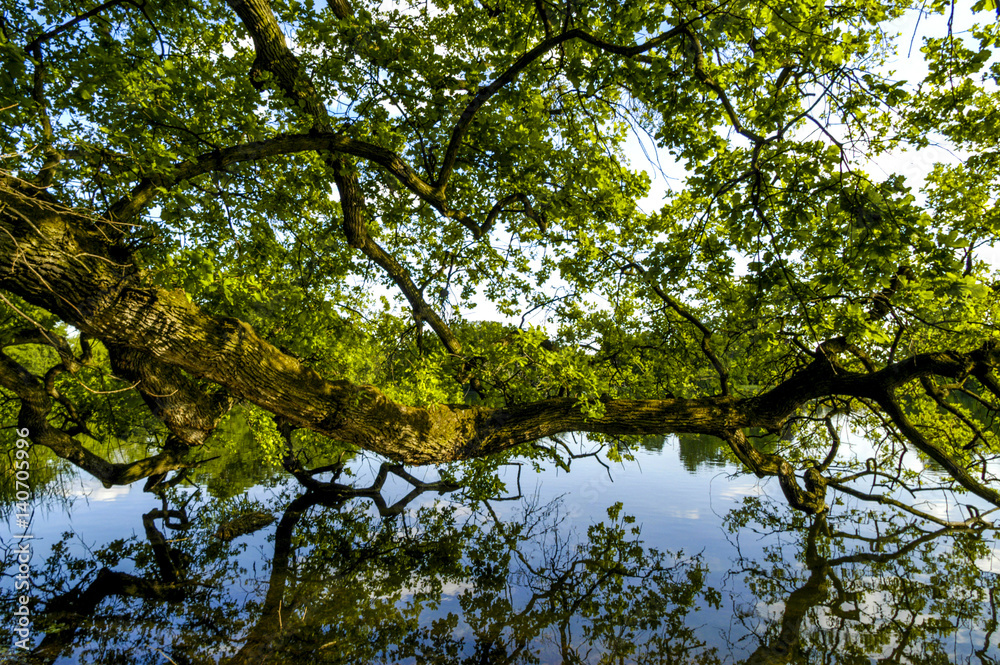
[3,0,1000,509]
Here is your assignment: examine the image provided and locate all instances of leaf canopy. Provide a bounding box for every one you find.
[1,0,1000,519]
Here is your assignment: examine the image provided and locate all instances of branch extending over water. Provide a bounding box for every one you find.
[5,176,1000,513]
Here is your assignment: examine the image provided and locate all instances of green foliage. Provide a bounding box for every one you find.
[240,404,288,469]
[2,0,1000,505]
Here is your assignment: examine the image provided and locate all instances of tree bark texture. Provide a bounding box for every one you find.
[4,177,1000,501]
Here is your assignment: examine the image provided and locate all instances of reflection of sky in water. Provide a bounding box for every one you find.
[4,433,999,663]
[63,477,133,502]
[346,440,783,660]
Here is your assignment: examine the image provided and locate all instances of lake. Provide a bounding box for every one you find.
[2,429,999,664]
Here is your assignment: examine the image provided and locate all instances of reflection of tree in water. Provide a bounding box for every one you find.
[4,463,999,664]
[638,432,739,473]
[6,467,718,665]
[676,434,733,473]
[726,496,1000,664]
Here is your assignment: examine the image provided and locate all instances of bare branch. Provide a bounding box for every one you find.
[828,479,994,528]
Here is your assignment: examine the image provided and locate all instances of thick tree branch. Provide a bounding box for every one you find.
[360,233,465,356]
[721,429,828,514]
[0,347,196,486]
[29,44,60,187]
[325,155,465,356]
[219,0,468,359]
[224,0,329,124]
[109,344,234,446]
[975,368,1000,401]
[533,0,553,38]
[106,133,443,225]
[326,0,353,20]
[9,183,1000,470]
[877,392,1000,506]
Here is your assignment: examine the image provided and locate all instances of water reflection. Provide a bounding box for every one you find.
[2,441,999,663]
[640,432,760,473]
[727,497,999,663]
[8,472,720,664]
[676,433,733,473]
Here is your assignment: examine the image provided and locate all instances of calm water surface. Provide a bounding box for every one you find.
[2,432,998,664]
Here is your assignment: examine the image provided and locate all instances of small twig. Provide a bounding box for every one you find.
[155,649,180,665]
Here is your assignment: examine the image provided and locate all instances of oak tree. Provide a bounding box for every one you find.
[2,0,1000,518]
